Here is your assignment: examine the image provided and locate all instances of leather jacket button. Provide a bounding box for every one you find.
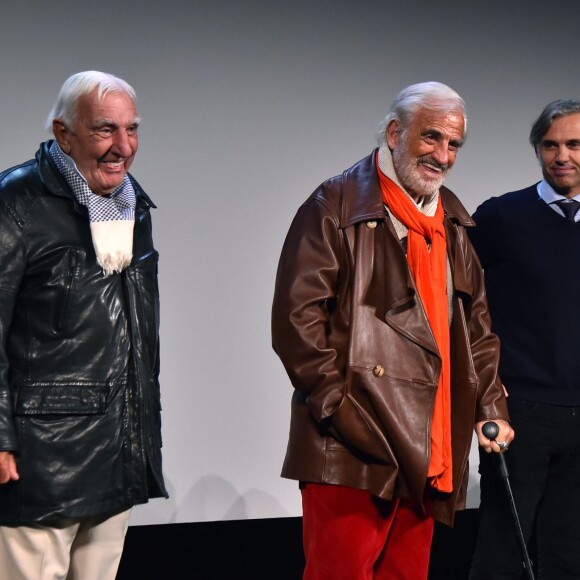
[366,221,377,229]
[373,365,385,377]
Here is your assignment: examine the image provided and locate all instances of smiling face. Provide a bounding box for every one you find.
[538,113,580,198]
[53,89,139,195]
[387,107,465,199]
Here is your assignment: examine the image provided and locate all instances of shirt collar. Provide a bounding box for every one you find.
[537,179,580,204]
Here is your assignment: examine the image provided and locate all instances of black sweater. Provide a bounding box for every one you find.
[469,184,580,406]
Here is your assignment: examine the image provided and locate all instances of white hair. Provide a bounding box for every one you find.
[46,70,137,131]
[376,81,467,145]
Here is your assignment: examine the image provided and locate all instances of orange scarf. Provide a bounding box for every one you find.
[377,163,453,492]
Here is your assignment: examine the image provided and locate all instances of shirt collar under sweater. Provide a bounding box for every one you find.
[537,179,580,222]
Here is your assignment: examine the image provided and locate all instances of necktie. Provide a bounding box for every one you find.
[554,199,580,222]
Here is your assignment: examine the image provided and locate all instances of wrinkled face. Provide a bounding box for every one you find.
[538,113,580,198]
[53,89,139,195]
[387,108,465,199]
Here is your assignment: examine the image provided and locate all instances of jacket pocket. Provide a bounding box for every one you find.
[13,384,109,416]
[330,366,438,466]
[330,393,394,464]
[11,383,126,506]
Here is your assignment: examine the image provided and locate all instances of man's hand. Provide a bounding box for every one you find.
[0,451,19,483]
[475,419,514,454]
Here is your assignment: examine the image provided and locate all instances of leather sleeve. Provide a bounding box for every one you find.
[271,190,346,423]
[0,200,26,452]
[463,226,509,421]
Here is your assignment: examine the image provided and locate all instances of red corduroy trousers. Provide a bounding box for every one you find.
[301,483,434,580]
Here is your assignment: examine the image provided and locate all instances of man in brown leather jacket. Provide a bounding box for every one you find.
[272,81,513,579]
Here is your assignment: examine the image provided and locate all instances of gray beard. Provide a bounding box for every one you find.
[392,147,446,198]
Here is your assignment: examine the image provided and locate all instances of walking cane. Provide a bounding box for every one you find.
[481,421,535,580]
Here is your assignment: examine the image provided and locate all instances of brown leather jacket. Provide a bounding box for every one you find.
[272,151,508,526]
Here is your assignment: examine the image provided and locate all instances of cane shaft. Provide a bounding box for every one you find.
[498,454,536,580]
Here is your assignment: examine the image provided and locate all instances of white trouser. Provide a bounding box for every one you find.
[0,508,131,580]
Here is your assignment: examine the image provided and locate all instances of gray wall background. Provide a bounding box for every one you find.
[0,0,577,525]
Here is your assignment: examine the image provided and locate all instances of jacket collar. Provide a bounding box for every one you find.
[340,149,475,229]
[37,141,76,202]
